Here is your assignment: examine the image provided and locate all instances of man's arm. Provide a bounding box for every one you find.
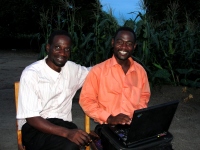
[26,116,91,146]
[79,69,111,124]
[138,70,151,109]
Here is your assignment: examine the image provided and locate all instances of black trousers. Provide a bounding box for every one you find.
[22,118,80,150]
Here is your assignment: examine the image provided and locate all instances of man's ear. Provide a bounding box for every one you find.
[134,43,137,50]
[46,44,50,53]
[111,38,114,47]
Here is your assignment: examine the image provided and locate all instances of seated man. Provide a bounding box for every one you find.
[17,30,91,150]
[79,26,150,130]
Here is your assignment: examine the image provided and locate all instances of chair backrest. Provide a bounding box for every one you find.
[14,81,91,150]
[85,115,90,150]
[14,82,25,150]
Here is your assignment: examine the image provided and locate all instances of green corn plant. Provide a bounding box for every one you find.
[148,2,180,85]
[175,13,200,87]
[87,0,119,65]
[61,1,82,62]
[38,9,53,60]
[163,2,180,85]
[134,12,151,66]
[141,14,151,65]
[134,0,152,66]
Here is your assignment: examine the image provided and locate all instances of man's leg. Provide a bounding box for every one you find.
[22,119,80,150]
[38,133,79,150]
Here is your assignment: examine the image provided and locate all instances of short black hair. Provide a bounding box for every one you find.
[113,27,136,42]
[48,30,72,45]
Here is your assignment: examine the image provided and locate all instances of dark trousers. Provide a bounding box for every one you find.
[22,118,80,150]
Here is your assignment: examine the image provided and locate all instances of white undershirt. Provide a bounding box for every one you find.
[17,57,90,129]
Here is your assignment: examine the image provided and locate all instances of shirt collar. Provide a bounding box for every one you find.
[43,56,60,81]
[109,55,135,71]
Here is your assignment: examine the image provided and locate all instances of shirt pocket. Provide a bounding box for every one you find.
[123,86,142,106]
[38,78,57,102]
[104,76,121,94]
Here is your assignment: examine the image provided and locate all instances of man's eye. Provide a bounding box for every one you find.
[126,42,133,46]
[65,48,70,52]
[55,46,60,50]
[116,40,123,45]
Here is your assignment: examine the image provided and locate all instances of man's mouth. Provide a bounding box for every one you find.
[57,56,66,61]
[119,51,127,55]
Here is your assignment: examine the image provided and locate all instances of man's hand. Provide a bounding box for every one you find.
[66,129,92,147]
[107,113,131,125]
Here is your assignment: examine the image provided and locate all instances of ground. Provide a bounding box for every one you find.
[0,49,200,150]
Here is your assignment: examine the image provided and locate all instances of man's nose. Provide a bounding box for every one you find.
[59,49,66,55]
[121,42,127,49]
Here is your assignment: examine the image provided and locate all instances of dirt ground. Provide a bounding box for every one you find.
[0,49,200,150]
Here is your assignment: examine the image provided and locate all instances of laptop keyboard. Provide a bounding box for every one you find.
[113,127,130,141]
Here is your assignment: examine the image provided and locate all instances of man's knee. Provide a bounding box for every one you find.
[46,135,80,150]
[62,141,79,150]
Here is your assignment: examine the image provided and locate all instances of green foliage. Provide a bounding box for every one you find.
[144,0,200,23]
[2,0,199,87]
[88,1,119,65]
[122,1,200,88]
[87,0,200,88]
[36,0,118,66]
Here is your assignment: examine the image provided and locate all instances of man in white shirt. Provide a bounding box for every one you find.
[17,30,91,150]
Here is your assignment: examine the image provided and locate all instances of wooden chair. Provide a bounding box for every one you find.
[14,82,92,150]
[14,82,25,150]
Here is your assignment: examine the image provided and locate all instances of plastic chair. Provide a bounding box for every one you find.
[14,81,91,150]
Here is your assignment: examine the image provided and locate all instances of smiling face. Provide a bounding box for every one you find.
[46,35,71,72]
[112,30,136,63]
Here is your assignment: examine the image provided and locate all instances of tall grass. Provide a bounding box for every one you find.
[37,0,200,87]
[134,1,200,87]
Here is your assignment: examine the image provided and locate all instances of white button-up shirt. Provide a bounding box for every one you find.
[17,57,90,129]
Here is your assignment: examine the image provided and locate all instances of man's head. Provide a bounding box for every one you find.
[46,30,72,72]
[112,27,137,62]
[48,30,73,45]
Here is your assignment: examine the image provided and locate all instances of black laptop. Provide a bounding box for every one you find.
[108,100,179,147]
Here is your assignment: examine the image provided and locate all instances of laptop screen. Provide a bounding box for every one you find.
[126,100,179,145]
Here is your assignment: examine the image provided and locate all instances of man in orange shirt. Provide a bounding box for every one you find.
[79,27,150,128]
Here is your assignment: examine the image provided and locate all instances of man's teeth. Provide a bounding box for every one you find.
[119,51,127,55]
[58,57,63,61]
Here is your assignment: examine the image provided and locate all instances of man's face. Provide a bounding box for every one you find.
[112,31,136,61]
[46,35,71,72]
